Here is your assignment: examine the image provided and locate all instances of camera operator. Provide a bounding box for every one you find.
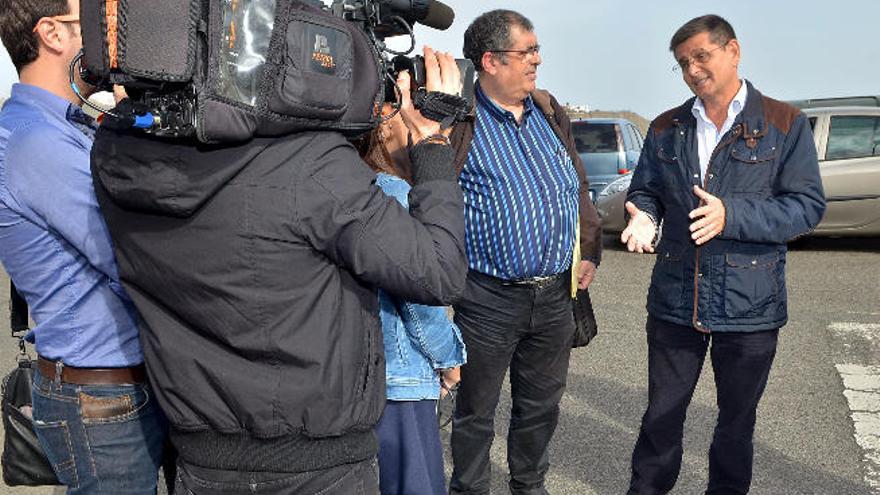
[91,45,467,494]
[0,0,167,493]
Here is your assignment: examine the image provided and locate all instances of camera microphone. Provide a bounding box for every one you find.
[419,0,454,30]
[382,0,454,31]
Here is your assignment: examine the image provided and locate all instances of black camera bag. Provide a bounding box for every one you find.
[2,360,59,486]
[1,283,59,486]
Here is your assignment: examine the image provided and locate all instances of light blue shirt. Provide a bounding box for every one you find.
[692,79,749,180]
[0,84,142,367]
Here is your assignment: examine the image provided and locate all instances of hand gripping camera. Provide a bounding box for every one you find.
[78,0,473,143]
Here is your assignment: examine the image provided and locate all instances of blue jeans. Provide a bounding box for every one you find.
[173,457,380,494]
[31,369,168,494]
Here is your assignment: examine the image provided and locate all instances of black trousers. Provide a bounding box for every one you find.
[450,271,574,495]
[628,316,779,495]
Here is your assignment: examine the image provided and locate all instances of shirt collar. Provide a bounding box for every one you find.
[11,83,74,119]
[10,83,96,133]
[475,82,534,124]
[691,79,748,125]
[66,104,96,128]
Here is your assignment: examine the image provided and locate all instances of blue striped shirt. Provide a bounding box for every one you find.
[459,85,579,280]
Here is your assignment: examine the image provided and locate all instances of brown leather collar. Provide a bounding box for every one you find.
[37,356,146,385]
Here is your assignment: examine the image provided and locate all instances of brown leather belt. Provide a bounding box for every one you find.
[37,356,146,385]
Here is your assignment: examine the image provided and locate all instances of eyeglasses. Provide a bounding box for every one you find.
[489,45,541,60]
[672,43,726,72]
[32,14,80,33]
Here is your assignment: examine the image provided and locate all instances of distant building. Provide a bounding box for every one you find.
[566,103,591,114]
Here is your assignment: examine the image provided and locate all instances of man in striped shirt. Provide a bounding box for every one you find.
[448,9,602,495]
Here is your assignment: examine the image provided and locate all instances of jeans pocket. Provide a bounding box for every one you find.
[79,385,150,424]
[31,419,79,488]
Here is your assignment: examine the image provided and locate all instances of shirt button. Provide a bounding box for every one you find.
[708,173,714,180]
[693,173,700,179]
[698,272,704,278]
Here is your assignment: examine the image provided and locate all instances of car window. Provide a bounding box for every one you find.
[826,116,880,160]
[623,125,637,151]
[630,125,644,150]
[572,123,619,153]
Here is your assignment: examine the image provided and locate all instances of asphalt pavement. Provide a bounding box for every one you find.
[1,235,879,494]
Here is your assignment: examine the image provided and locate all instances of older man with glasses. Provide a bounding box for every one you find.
[448,9,602,495]
[0,0,168,492]
[622,14,826,494]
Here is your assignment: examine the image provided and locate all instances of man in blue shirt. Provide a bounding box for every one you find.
[0,0,167,492]
[448,10,602,495]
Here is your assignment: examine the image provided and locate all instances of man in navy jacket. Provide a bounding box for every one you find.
[622,14,826,494]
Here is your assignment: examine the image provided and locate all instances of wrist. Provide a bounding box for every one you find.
[414,133,451,148]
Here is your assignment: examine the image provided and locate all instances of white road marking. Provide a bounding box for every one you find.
[830,322,880,338]
[832,321,880,492]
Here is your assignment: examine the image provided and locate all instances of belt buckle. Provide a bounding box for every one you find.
[532,275,556,291]
[505,274,556,290]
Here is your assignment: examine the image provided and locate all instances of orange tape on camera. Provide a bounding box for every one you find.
[106,0,118,68]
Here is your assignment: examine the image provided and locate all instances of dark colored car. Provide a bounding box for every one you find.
[571,118,644,201]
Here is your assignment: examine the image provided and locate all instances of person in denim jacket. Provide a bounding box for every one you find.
[357,74,467,495]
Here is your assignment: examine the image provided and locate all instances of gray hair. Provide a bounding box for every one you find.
[463,10,534,72]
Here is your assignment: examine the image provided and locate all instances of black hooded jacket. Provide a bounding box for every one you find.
[91,126,467,472]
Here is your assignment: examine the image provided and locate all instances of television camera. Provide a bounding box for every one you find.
[76,0,474,143]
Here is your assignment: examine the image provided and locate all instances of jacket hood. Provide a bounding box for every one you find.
[91,126,271,218]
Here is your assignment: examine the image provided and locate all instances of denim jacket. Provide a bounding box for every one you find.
[376,173,466,400]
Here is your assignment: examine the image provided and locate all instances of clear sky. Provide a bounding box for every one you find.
[2,0,878,120]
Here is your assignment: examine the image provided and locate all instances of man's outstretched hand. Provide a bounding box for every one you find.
[621,201,657,254]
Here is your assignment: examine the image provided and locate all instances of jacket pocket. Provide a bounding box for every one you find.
[354,307,385,428]
[648,247,685,313]
[723,252,779,318]
[728,142,779,192]
[729,142,779,164]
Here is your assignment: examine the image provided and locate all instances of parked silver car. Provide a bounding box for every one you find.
[596,104,880,236]
[804,106,880,236]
